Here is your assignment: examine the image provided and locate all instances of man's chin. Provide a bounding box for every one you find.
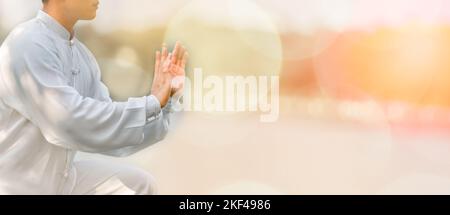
[80,13,97,21]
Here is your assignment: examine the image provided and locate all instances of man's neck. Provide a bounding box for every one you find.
[43,6,77,40]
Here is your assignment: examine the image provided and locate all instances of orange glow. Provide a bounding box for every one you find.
[316,25,450,107]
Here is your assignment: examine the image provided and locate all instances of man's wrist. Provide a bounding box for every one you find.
[146,95,162,122]
[152,92,168,108]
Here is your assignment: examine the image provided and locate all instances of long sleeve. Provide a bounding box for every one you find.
[102,98,174,157]
[1,33,169,155]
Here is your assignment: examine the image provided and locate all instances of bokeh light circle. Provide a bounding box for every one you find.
[257,0,355,61]
[163,0,283,122]
[164,0,282,77]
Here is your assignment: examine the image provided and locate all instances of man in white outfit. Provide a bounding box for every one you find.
[0,0,187,194]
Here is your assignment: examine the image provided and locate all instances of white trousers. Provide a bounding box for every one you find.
[62,160,157,195]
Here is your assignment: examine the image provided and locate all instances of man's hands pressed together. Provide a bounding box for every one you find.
[151,42,188,108]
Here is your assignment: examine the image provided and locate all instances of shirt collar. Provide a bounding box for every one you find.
[36,10,74,42]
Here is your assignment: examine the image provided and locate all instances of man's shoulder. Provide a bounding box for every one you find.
[0,18,62,71]
[3,18,57,51]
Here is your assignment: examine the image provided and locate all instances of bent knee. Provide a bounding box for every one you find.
[119,167,158,195]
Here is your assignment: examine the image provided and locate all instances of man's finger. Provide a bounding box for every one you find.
[177,46,185,67]
[165,53,173,71]
[171,41,181,65]
[177,47,187,67]
[162,43,168,61]
[181,52,189,70]
[155,51,161,72]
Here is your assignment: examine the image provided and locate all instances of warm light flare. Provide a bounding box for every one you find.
[315,25,450,108]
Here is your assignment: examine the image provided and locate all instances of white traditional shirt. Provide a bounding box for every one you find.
[0,10,173,194]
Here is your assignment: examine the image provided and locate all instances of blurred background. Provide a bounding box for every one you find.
[2,0,450,194]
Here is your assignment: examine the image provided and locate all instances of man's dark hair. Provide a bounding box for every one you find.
[42,0,48,3]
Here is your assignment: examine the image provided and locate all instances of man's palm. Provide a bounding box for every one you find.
[151,42,188,107]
